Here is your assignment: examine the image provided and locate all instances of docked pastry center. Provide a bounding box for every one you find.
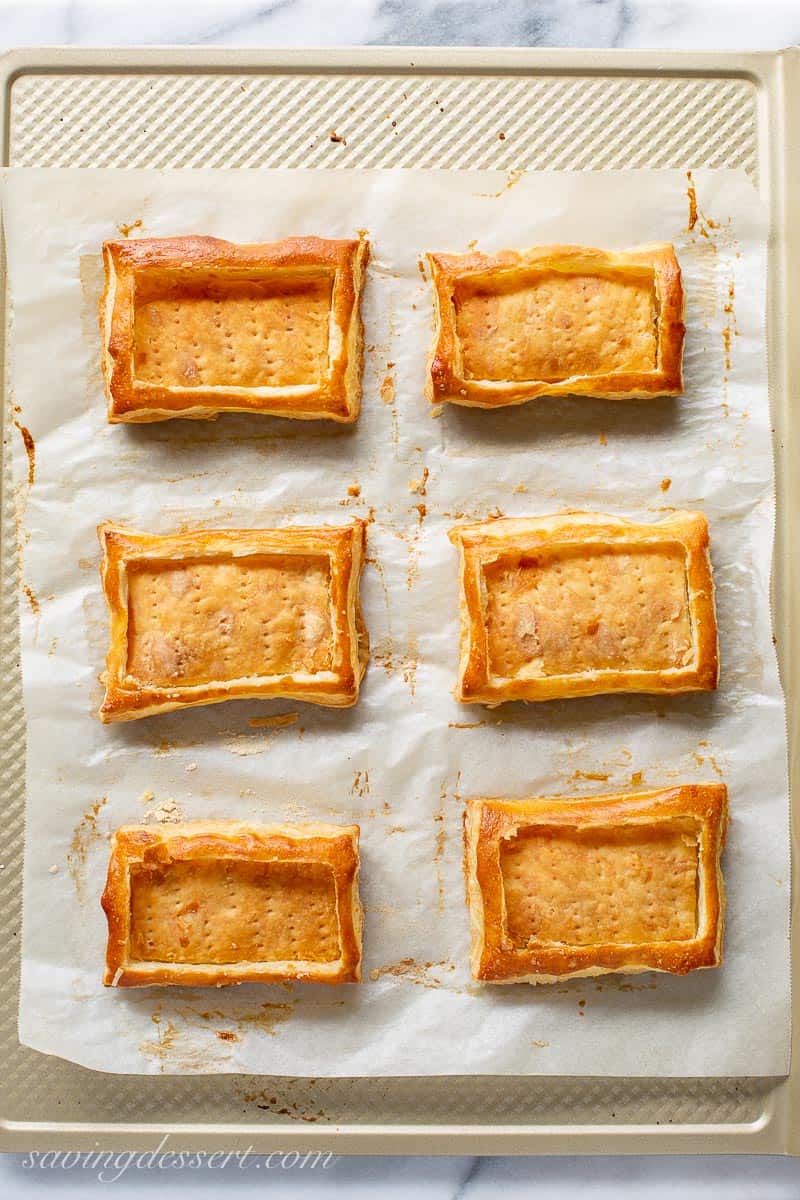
[484,543,692,678]
[129,859,340,964]
[500,824,698,947]
[125,554,333,686]
[132,268,332,389]
[453,267,657,382]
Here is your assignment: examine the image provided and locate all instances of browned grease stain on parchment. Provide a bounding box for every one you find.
[14,421,35,485]
[684,172,740,421]
[404,508,425,597]
[686,170,719,237]
[433,771,461,914]
[368,958,454,988]
[408,466,429,496]
[193,1001,296,1037]
[722,279,739,375]
[22,583,40,615]
[351,769,371,798]
[224,724,302,763]
[476,170,523,199]
[140,1000,296,1068]
[686,172,698,231]
[248,712,299,730]
[67,796,108,904]
[380,363,400,453]
[367,551,419,689]
[404,629,418,697]
[694,740,724,778]
[380,370,395,406]
[139,1012,181,1062]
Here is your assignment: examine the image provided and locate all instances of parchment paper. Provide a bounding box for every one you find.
[1,167,789,1076]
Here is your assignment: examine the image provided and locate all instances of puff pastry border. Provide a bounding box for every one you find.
[98,519,368,722]
[101,235,369,423]
[464,785,727,984]
[426,242,684,407]
[101,820,362,987]
[449,510,718,704]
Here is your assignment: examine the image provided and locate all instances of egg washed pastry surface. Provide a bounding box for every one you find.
[426,243,684,407]
[102,821,362,986]
[101,235,369,422]
[464,785,727,984]
[97,520,368,721]
[449,510,718,704]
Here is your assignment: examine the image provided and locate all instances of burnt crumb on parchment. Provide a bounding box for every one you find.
[14,421,35,486]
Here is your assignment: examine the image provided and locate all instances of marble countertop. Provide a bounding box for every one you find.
[0,0,799,1196]
[0,0,799,50]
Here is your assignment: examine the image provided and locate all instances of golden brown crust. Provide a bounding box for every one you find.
[98,520,368,722]
[100,235,369,423]
[449,510,718,704]
[464,785,727,984]
[102,820,362,986]
[426,243,684,408]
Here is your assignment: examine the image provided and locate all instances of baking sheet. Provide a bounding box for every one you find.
[1,166,789,1077]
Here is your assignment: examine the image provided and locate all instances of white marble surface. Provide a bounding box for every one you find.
[0,0,798,49]
[1,0,799,1195]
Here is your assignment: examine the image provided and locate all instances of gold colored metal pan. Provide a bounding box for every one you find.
[0,45,798,1155]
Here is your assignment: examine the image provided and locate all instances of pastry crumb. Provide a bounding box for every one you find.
[142,797,183,825]
[48,864,59,874]
[347,483,361,497]
[660,477,672,492]
[139,789,155,803]
[513,483,528,494]
[118,217,143,238]
[185,762,198,772]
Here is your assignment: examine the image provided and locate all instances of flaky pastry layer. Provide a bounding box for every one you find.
[449,510,718,704]
[464,785,727,984]
[102,820,362,986]
[426,243,684,407]
[98,520,368,721]
[101,235,369,422]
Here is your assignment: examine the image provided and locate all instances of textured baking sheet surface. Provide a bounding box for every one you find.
[9,72,758,175]
[1,58,782,1136]
[3,163,789,1078]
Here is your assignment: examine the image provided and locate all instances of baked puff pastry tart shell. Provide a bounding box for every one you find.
[102,820,362,987]
[101,235,369,423]
[98,520,368,722]
[449,510,718,705]
[426,243,684,408]
[465,785,727,984]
